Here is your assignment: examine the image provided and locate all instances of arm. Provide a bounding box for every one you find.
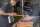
[0,12,10,16]
[0,12,17,16]
[0,10,17,16]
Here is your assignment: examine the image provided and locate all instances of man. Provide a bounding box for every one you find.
[0,0,17,27]
[32,0,40,27]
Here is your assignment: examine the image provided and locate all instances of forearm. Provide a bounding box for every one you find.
[0,13,10,16]
[0,12,17,16]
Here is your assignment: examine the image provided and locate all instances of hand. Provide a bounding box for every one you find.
[9,13,17,16]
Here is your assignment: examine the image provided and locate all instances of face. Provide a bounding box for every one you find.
[10,0,16,6]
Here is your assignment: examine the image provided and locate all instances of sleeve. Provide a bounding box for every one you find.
[4,4,12,13]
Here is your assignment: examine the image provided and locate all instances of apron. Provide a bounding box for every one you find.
[0,16,10,27]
